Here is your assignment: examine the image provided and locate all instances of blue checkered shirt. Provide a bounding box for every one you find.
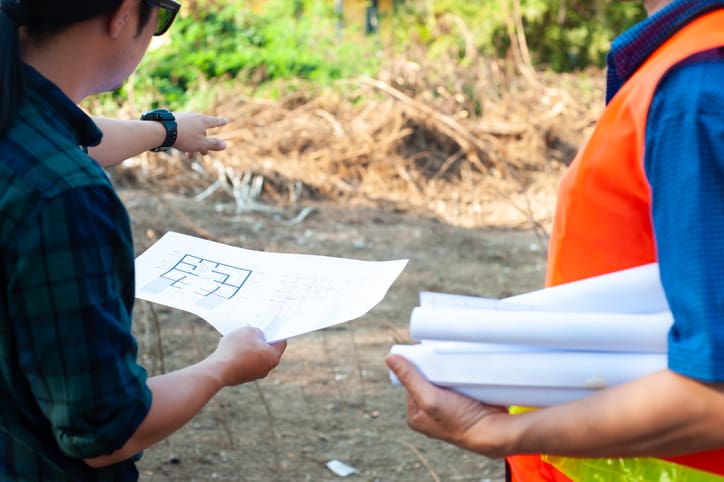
[610,0,724,381]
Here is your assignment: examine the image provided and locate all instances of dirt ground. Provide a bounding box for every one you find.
[119,183,554,482]
[109,53,602,482]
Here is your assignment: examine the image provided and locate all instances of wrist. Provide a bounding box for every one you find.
[145,120,166,148]
[196,356,228,391]
[464,412,521,458]
[140,109,177,152]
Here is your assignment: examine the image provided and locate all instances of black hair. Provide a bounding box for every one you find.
[0,0,153,134]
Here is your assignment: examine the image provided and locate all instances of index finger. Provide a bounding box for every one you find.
[204,116,229,129]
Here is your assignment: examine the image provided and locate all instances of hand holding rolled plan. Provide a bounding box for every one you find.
[389,342,667,407]
[390,263,672,407]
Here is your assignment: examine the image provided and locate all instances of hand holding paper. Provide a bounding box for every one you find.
[385,353,511,457]
[212,326,287,385]
[391,263,672,407]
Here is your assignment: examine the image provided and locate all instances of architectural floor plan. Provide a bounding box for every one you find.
[135,232,408,341]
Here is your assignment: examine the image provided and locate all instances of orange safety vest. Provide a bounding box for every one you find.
[507,9,724,482]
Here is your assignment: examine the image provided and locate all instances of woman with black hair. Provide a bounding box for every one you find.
[0,1,287,480]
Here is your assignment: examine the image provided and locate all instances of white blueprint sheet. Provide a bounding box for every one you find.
[415,263,671,352]
[420,262,668,314]
[410,306,673,352]
[391,263,673,406]
[135,232,408,342]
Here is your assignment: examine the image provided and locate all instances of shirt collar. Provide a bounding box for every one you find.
[23,64,103,148]
[606,0,724,103]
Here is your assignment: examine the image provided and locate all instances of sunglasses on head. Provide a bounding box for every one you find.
[144,0,181,36]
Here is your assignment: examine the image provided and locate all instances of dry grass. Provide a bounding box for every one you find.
[109,54,604,230]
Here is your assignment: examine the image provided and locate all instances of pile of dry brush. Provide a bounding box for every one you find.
[111,52,605,229]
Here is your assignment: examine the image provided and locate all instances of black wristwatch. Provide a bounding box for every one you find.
[140,109,178,152]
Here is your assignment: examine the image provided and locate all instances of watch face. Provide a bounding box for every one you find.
[143,109,174,121]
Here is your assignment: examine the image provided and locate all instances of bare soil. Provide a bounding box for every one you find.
[109,59,602,482]
[121,187,551,482]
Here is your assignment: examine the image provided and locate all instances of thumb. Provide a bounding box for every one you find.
[269,339,287,356]
[386,354,430,395]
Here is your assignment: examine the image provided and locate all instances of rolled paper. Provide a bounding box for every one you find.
[409,307,673,353]
[394,263,672,406]
[390,343,666,388]
[389,343,666,406]
[505,263,668,314]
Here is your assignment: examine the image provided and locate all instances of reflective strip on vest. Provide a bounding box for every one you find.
[544,455,724,482]
[507,8,724,482]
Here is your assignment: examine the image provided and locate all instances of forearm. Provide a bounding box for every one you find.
[481,370,724,457]
[83,326,285,468]
[89,118,165,167]
[84,357,225,467]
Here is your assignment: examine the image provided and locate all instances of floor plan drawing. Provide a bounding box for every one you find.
[135,231,408,340]
[143,254,252,309]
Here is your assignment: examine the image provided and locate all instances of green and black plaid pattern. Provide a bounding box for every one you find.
[0,65,151,482]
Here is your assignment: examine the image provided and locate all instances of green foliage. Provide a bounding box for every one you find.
[91,0,647,112]
[393,0,509,59]
[520,0,646,70]
[130,0,382,109]
[394,0,646,71]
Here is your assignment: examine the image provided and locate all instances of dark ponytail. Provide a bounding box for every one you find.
[0,1,26,135]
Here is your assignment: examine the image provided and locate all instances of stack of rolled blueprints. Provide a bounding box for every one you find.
[390,263,672,407]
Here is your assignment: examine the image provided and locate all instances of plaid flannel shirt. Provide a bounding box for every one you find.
[0,65,151,482]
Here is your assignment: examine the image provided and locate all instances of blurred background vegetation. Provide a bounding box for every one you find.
[93,0,645,113]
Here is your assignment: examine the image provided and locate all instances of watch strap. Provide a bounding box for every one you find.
[140,109,177,152]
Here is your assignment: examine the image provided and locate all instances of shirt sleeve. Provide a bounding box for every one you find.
[644,53,724,382]
[5,183,152,459]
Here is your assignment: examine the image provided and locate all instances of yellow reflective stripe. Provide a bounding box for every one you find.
[509,407,723,481]
[509,405,537,415]
[544,455,724,482]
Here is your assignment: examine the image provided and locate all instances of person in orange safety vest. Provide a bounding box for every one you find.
[387,0,724,481]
